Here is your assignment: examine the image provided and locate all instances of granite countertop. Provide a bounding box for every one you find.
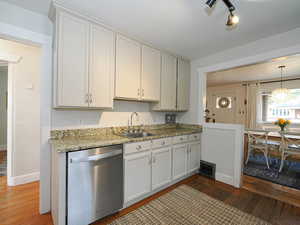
[50,124,202,153]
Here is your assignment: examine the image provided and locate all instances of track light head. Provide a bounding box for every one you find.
[205,0,217,8]
[226,11,239,27]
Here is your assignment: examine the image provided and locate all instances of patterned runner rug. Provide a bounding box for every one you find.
[110,185,270,225]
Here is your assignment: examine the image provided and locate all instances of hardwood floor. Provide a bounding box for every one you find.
[1,174,300,225]
[0,176,52,225]
[0,150,6,164]
[243,175,300,208]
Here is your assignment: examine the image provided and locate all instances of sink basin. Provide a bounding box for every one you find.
[120,132,155,138]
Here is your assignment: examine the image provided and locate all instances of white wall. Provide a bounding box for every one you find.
[0,66,8,150]
[180,28,300,125]
[0,1,52,36]
[52,101,166,129]
[201,123,244,188]
[0,39,42,178]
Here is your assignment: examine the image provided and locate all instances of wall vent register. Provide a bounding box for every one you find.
[199,160,216,180]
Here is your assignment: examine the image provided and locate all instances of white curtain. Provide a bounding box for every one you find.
[246,83,260,129]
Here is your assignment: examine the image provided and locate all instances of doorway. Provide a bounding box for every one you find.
[0,64,7,177]
[0,38,42,188]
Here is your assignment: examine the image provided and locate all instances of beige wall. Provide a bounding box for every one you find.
[0,39,41,177]
[206,84,246,125]
[0,66,8,150]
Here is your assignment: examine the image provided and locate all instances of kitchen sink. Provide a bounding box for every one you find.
[119,132,155,138]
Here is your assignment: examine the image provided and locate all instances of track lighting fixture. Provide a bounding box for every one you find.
[205,0,217,8]
[222,0,235,12]
[205,0,240,27]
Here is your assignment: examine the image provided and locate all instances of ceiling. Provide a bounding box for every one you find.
[2,0,300,60]
[207,54,300,86]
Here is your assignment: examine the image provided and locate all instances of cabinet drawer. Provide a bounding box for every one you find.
[124,141,152,155]
[189,133,201,142]
[173,135,189,145]
[152,137,173,149]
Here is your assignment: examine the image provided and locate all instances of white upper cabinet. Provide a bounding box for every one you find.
[141,45,161,101]
[115,35,141,100]
[89,24,115,108]
[152,53,177,111]
[54,11,114,109]
[56,12,89,107]
[177,59,190,111]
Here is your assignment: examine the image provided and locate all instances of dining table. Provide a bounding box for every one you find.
[244,130,300,164]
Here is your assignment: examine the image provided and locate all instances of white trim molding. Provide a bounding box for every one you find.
[0,145,7,151]
[8,172,40,186]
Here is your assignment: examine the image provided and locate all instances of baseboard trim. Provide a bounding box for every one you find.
[7,172,40,186]
[216,172,234,186]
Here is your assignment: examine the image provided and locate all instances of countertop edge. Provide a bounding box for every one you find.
[52,129,202,153]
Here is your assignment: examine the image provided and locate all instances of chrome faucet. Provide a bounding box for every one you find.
[128,112,140,132]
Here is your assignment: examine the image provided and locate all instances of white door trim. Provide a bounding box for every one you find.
[0,21,52,214]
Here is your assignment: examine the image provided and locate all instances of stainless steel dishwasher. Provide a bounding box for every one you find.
[67,145,123,225]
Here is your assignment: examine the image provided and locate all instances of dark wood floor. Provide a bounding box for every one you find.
[1,175,300,225]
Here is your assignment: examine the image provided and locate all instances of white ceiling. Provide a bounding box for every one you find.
[207,54,300,86]
[2,0,300,60]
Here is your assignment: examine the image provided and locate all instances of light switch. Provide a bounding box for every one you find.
[25,83,34,90]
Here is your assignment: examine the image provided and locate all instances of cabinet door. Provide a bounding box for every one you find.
[57,12,89,107]
[172,144,188,180]
[141,45,161,101]
[124,151,151,203]
[115,35,141,100]
[177,59,190,111]
[188,142,201,173]
[160,53,177,110]
[152,147,172,190]
[89,24,115,108]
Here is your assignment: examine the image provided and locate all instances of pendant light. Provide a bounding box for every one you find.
[271,65,289,103]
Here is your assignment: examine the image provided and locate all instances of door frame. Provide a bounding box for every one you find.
[0,21,52,214]
[197,43,300,188]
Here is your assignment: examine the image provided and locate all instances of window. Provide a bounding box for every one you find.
[261,89,300,123]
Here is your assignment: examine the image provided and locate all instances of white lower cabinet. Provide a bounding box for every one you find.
[124,134,201,205]
[172,144,188,180]
[188,142,201,173]
[124,151,152,203]
[151,147,172,190]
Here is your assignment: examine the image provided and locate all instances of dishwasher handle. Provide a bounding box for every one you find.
[70,149,122,163]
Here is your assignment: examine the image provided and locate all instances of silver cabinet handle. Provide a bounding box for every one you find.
[137,89,140,96]
[89,94,92,103]
[152,156,156,163]
[142,89,144,97]
[85,94,89,103]
[136,145,142,150]
[148,156,152,165]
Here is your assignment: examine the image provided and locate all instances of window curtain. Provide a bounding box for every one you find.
[246,83,260,129]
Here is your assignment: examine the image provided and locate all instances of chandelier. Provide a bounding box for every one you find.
[271,65,289,103]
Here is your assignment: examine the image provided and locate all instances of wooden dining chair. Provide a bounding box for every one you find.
[245,129,270,169]
[279,132,300,172]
